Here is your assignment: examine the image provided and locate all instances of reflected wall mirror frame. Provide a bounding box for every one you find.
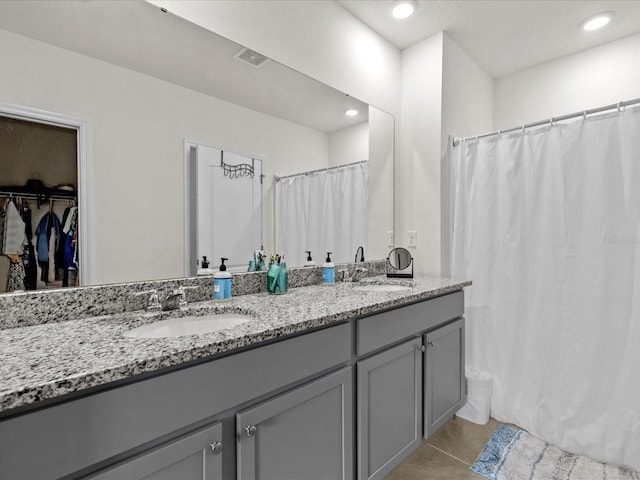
[0,0,394,291]
[0,101,90,290]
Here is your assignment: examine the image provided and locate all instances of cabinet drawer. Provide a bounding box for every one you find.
[357,291,463,355]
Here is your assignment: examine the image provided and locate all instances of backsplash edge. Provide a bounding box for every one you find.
[0,260,386,329]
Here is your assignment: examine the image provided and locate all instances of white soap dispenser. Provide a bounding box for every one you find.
[213,257,232,301]
[322,252,335,285]
[304,251,316,267]
[197,256,214,276]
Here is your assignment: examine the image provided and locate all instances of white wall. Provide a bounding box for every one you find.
[0,28,329,285]
[328,122,369,167]
[399,32,444,275]
[368,107,395,262]
[442,35,494,142]
[495,33,640,129]
[398,32,493,275]
[148,0,401,116]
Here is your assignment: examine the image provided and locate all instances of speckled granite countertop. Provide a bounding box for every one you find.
[0,276,470,415]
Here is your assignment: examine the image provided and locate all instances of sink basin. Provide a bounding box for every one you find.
[123,313,253,338]
[353,284,411,293]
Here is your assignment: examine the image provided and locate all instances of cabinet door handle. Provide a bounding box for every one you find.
[427,340,434,347]
[210,441,223,455]
[417,345,426,352]
[245,425,257,437]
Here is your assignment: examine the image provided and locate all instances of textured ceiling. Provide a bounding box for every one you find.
[337,0,640,78]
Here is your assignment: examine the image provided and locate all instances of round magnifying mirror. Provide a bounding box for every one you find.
[388,247,412,270]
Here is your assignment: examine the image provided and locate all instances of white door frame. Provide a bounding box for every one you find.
[183,140,265,276]
[0,102,92,286]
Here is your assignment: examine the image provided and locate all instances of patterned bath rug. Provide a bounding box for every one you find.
[471,424,640,480]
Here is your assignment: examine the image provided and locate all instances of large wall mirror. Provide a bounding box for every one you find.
[0,0,394,289]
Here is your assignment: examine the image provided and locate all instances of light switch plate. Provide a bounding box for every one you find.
[408,230,417,247]
[387,230,394,247]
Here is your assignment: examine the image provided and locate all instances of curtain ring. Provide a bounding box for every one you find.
[550,117,555,127]
[498,129,502,139]
[617,102,624,112]
[583,111,587,121]
[521,125,525,136]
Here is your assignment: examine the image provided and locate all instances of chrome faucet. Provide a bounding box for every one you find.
[338,269,353,283]
[353,267,368,282]
[161,286,198,311]
[134,286,198,312]
[355,246,365,262]
[134,289,161,312]
[338,267,368,283]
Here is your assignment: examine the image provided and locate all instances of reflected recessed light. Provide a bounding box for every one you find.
[345,109,359,117]
[392,0,418,19]
[581,11,614,31]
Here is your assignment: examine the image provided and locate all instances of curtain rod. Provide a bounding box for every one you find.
[274,160,367,181]
[452,97,640,146]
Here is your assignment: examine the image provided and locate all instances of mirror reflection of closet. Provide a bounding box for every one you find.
[0,114,79,293]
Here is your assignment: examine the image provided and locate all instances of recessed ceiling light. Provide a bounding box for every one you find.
[581,11,614,31]
[345,109,359,117]
[392,0,418,20]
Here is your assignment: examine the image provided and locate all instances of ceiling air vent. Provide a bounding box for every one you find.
[233,47,270,68]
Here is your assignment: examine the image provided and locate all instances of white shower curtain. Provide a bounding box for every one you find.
[275,162,368,266]
[451,107,640,469]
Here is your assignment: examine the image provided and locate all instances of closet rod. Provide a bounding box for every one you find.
[0,190,77,201]
[274,160,368,181]
[452,96,640,146]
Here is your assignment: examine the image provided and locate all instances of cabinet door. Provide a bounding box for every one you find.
[357,337,423,480]
[236,367,353,480]
[90,422,223,480]
[424,317,466,438]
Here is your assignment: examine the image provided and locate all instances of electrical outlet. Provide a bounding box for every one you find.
[408,230,417,247]
[387,230,394,247]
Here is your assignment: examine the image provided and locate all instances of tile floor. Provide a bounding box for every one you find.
[385,416,502,479]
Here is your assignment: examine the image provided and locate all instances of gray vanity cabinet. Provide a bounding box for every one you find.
[91,422,223,480]
[0,291,467,480]
[236,367,353,480]
[423,317,466,437]
[357,337,423,480]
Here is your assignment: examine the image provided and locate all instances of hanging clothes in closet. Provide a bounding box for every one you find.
[1,197,38,292]
[1,194,79,292]
[56,205,78,287]
[0,200,6,291]
[20,201,37,290]
[0,199,6,253]
[2,198,25,256]
[35,208,61,285]
[2,198,27,291]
